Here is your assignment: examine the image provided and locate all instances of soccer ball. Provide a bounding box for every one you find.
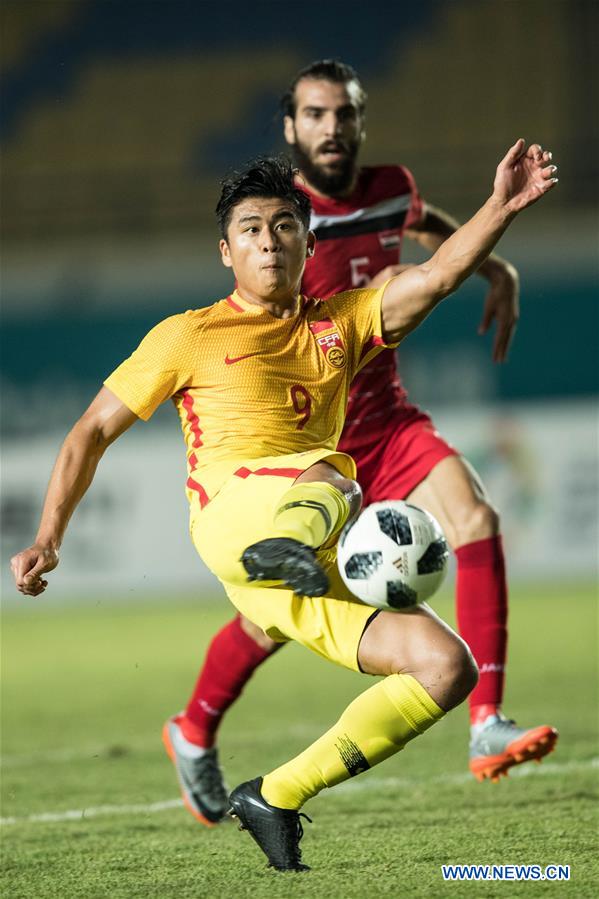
[337,500,449,610]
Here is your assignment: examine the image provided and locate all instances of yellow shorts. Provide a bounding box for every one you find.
[191,449,375,672]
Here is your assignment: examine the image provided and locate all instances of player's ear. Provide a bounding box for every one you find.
[306,230,316,259]
[284,116,296,146]
[359,113,367,144]
[219,238,233,269]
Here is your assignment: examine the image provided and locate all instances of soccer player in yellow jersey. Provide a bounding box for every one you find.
[11,143,557,871]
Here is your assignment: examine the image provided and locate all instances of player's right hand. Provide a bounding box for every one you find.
[10,545,59,596]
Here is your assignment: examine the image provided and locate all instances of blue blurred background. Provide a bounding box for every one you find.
[2,0,598,597]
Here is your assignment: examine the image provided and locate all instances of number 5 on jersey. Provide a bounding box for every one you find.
[350,256,371,287]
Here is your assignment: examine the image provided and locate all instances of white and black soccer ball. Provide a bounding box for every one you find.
[337,500,449,610]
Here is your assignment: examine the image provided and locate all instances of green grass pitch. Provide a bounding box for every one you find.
[2,583,597,898]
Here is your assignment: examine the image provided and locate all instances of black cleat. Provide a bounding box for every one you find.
[228,777,311,872]
[241,537,329,597]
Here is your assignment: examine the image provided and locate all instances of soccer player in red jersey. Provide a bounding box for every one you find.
[161,60,559,826]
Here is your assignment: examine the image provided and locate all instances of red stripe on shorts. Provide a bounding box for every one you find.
[234,466,303,479]
[186,476,209,508]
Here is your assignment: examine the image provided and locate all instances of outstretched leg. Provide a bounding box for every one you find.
[230,605,477,870]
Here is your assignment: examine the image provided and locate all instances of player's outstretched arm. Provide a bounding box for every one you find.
[380,140,557,345]
[10,388,138,597]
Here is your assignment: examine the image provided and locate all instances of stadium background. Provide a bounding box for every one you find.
[1,2,597,896]
[2,0,597,599]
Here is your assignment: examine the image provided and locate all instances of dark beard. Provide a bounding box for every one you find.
[291,139,358,198]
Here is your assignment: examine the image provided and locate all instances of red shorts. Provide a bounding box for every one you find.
[348,408,458,504]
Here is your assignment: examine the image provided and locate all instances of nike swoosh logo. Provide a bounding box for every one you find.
[225,352,260,365]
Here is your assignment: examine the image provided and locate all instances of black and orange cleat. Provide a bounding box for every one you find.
[469,716,559,783]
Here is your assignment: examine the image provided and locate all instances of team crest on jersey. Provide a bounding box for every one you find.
[309,319,347,369]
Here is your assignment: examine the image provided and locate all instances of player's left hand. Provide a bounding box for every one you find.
[493,140,558,213]
[478,264,520,363]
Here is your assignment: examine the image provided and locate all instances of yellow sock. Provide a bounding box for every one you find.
[261,673,444,809]
[273,481,349,548]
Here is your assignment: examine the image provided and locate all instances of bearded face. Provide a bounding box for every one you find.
[284,77,365,198]
[289,132,360,197]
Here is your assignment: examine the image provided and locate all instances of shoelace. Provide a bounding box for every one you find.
[488,718,518,733]
[474,718,520,754]
[285,812,312,864]
[266,810,313,867]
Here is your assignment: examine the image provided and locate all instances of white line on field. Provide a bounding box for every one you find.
[0,799,182,826]
[1,757,596,828]
[0,724,319,769]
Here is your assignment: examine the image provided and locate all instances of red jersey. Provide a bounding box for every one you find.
[300,165,423,453]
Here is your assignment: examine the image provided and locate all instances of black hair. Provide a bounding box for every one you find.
[280,58,367,119]
[215,155,312,239]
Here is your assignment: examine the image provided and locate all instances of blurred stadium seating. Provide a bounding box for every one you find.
[1,0,597,595]
[2,1,597,237]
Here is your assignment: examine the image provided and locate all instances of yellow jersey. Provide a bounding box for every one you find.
[104,285,393,507]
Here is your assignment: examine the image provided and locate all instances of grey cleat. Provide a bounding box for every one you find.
[162,715,228,825]
[469,714,558,782]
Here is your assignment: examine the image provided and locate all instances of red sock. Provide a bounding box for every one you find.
[181,616,277,748]
[455,535,508,724]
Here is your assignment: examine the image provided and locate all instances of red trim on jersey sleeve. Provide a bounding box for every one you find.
[226,296,244,313]
[359,335,385,364]
[181,390,203,449]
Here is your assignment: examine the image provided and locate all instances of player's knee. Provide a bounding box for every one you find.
[418,634,478,711]
[441,638,479,708]
[453,500,500,548]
